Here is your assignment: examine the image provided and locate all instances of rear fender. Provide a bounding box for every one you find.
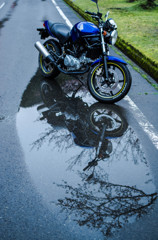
[91,56,127,66]
[44,20,55,38]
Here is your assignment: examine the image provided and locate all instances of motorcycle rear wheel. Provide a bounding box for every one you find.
[38,40,60,78]
[40,80,62,107]
[87,61,132,103]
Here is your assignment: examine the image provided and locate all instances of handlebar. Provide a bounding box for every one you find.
[85,10,97,16]
[83,159,98,171]
[85,10,102,21]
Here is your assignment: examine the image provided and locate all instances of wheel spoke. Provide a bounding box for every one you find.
[101,81,107,86]
[112,66,115,70]
[115,118,122,123]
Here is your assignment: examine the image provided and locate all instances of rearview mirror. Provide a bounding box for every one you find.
[91,0,98,3]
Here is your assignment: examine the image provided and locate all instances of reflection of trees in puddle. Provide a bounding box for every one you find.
[31,125,148,171]
[31,128,73,151]
[25,78,157,238]
[54,176,157,237]
[111,127,147,165]
[107,127,148,168]
[31,121,157,237]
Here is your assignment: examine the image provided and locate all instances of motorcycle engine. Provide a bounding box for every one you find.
[64,55,80,70]
[64,54,92,71]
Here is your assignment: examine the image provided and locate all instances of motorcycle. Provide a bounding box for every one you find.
[35,0,132,103]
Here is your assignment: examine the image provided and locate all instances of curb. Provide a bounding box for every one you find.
[64,0,158,82]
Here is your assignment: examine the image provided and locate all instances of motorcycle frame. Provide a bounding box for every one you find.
[37,19,127,76]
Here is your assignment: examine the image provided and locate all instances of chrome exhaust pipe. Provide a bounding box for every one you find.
[34,41,55,64]
[35,41,50,58]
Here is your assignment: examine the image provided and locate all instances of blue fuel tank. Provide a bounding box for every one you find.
[71,22,99,42]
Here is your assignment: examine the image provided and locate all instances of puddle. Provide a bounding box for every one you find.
[16,70,157,239]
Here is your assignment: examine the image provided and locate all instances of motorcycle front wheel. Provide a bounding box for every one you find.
[88,103,128,137]
[39,40,60,78]
[87,61,132,103]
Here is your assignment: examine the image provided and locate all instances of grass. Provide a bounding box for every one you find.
[111,45,158,89]
[73,0,158,64]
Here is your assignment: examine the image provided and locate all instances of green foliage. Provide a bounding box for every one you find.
[127,0,157,8]
[65,0,158,80]
[141,0,157,9]
[74,0,158,63]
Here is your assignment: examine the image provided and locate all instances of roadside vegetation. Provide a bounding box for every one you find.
[73,0,158,65]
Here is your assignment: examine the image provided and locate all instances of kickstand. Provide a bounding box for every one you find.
[73,74,86,86]
[71,74,86,98]
[72,84,82,98]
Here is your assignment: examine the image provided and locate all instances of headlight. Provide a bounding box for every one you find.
[110,30,118,45]
[108,19,117,29]
[103,18,117,31]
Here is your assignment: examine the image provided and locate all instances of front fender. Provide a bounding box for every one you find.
[91,56,127,66]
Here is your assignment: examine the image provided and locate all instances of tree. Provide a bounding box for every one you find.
[142,0,157,8]
[127,0,157,8]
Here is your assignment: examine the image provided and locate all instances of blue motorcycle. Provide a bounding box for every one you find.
[35,0,132,103]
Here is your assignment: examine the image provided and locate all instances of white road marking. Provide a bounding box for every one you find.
[51,0,158,150]
[0,2,5,9]
[51,0,73,28]
[125,96,158,150]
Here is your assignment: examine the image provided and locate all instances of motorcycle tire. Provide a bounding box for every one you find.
[88,102,128,137]
[87,61,132,103]
[40,80,63,107]
[39,40,61,79]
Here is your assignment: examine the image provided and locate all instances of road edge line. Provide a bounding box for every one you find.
[0,2,5,9]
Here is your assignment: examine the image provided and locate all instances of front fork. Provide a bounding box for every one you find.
[100,26,109,80]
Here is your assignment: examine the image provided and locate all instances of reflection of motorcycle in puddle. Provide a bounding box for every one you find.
[18,77,157,238]
[38,80,128,175]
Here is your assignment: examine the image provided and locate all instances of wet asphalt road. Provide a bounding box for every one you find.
[0,0,158,239]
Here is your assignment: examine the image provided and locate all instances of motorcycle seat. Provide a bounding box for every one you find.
[47,22,71,44]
